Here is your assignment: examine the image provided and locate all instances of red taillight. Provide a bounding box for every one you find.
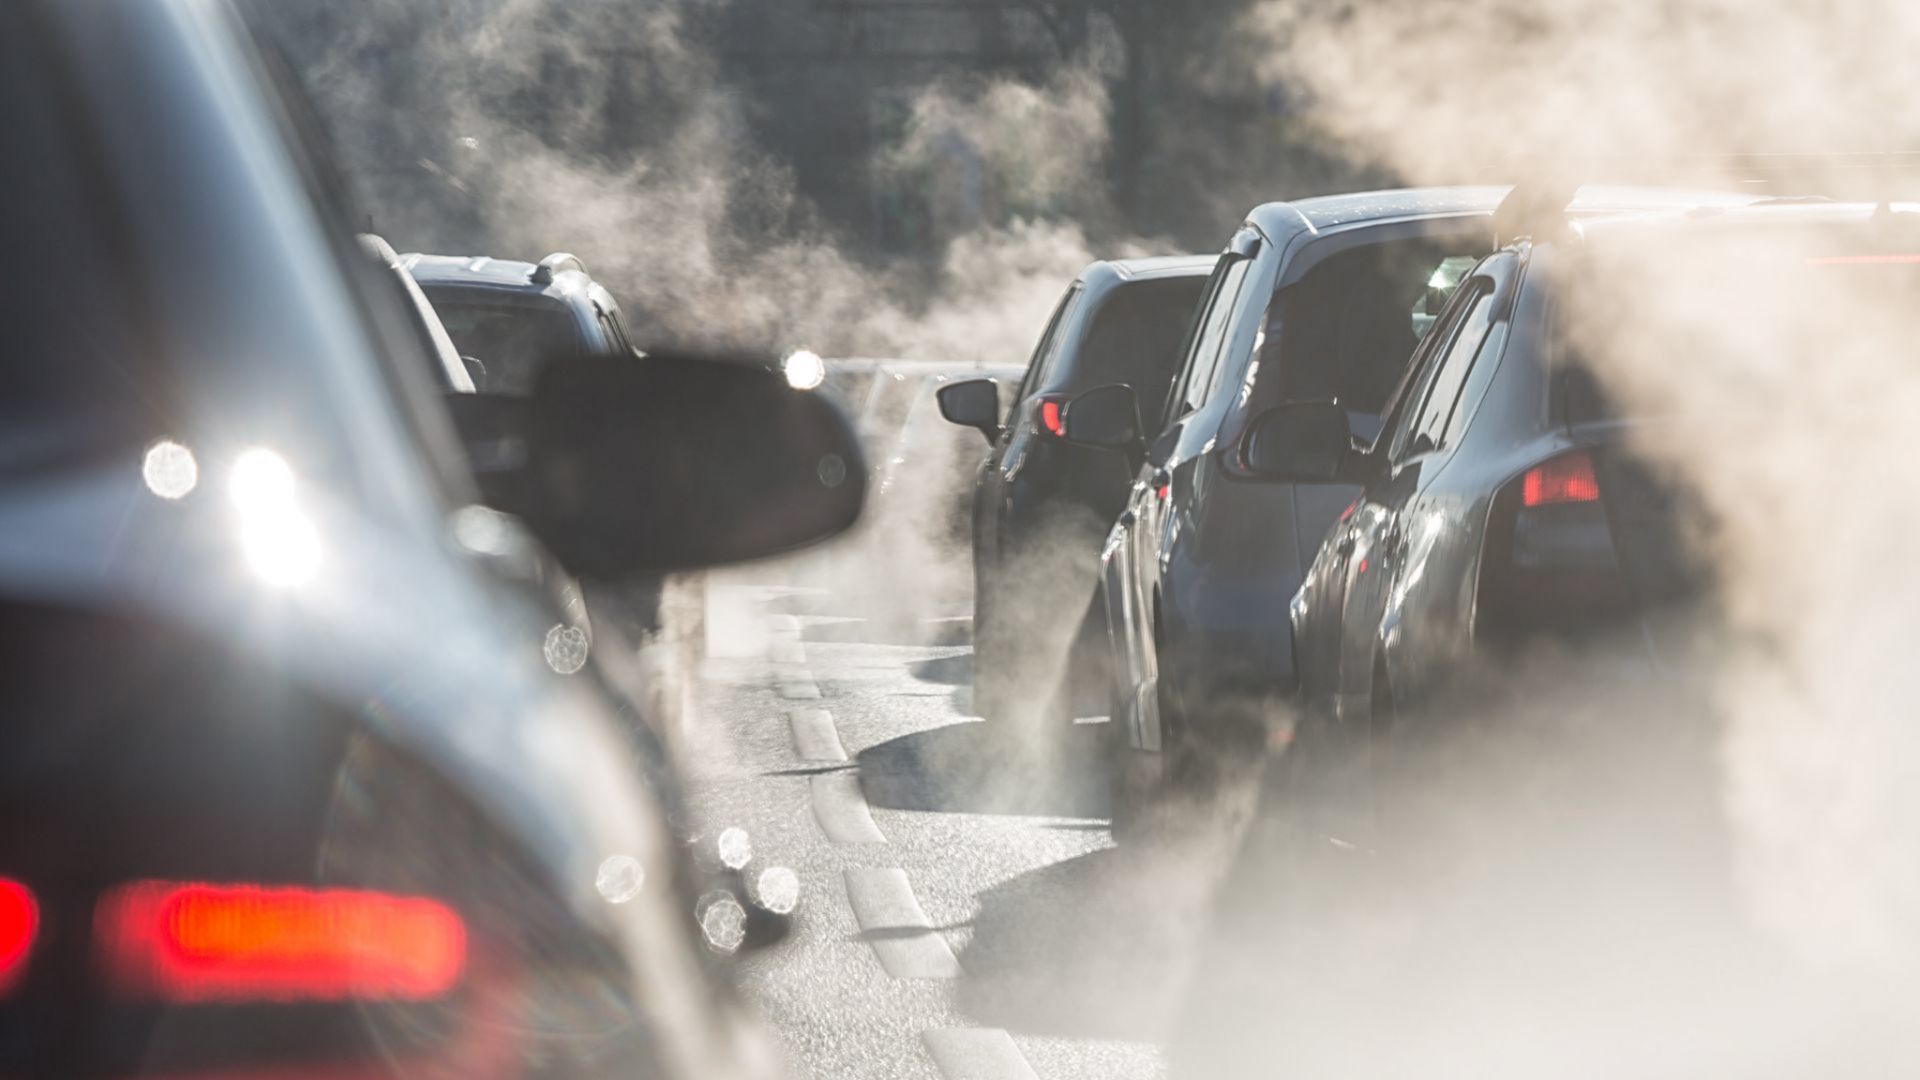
[97,882,465,1003]
[0,879,37,993]
[1521,452,1600,507]
[1038,397,1066,437]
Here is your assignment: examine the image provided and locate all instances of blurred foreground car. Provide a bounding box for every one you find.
[1281,184,1920,852]
[936,257,1213,732]
[0,1,861,1075]
[1074,186,1755,832]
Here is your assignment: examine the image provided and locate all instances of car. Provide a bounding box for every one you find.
[935,256,1214,733]
[1063,186,1759,831]
[1277,185,1920,854]
[0,0,861,1074]
[401,250,642,394]
[364,231,599,705]
[404,248,690,642]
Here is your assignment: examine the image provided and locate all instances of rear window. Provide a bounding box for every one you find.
[1054,277,1208,423]
[1272,238,1482,419]
[429,298,580,395]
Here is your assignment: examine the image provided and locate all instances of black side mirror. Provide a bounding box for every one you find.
[1060,383,1141,450]
[1242,401,1352,483]
[452,350,866,577]
[936,378,1001,443]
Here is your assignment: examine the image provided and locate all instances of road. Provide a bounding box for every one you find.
[677,572,1225,1080]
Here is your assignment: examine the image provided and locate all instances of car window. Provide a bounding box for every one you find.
[1382,274,1485,462]
[431,299,581,395]
[1059,276,1209,424]
[1170,256,1252,422]
[1264,238,1485,441]
[1009,285,1081,424]
[1406,285,1498,453]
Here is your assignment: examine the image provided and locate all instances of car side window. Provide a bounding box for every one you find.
[1382,274,1484,462]
[1169,256,1252,422]
[1405,285,1498,455]
[1010,285,1080,424]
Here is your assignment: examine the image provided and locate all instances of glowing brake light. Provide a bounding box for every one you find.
[0,879,37,994]
[1520,451,1600,508]
[96,882,465,1003]
[1038,397,1066,438]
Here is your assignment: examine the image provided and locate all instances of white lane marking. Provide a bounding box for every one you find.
[843,868,961,979]
[921,1029,1040,1080]
[788,708,848,762]
[771,639,807,664]
[778,679,822,700]
[811,772,886,843]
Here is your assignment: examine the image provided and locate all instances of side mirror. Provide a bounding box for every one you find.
[1060,383,1141,450]
[454,350,866,577]
[1241,401,1352,483]
[936,378,1001,443]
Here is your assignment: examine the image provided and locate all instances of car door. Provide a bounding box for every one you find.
[1333,266,1506,724]
[1114,242,1255,747]
[977,286,1078,627]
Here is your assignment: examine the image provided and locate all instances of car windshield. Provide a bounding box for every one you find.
[430,298,580,395]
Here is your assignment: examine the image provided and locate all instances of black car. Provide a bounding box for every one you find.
[1279,188,1920,852]
[402,251,642,393]
[1063,186,1756,826]
[0,1,860,1074]
[936,256,1213,732]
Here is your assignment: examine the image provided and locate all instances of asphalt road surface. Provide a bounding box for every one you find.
[679,569,1239,1080]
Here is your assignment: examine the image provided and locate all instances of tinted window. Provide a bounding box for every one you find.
[1407,285,1497,452]
[1053,277,1208,424]
[1383,274,1484,461]
[1268,239,1482,424]
[431,300,580,395]
[1173,257,1252,420]
[1010,286,1081,421]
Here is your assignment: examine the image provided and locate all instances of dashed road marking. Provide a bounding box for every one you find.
[788,708,849,762]
[843,867,961,979]
[811,772,886,843]
[778,679,822,700]
[922,1029,1040,1080]
[771,638,807,665]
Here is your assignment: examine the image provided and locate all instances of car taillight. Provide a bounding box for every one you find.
[1520,451,1600,507]
[1478,449,1630,641]
[1036,395,1067,438]
[96,882,466,1003]
[0,878,37,994]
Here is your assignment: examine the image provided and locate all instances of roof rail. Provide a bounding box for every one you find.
[531,252,586,285]
[1490,152,1920,246]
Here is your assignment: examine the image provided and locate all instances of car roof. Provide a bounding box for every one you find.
[399,251,598,303]
[1569,199,1920,243]
[1102,254,1218,280]
[1246,185,1763,246]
